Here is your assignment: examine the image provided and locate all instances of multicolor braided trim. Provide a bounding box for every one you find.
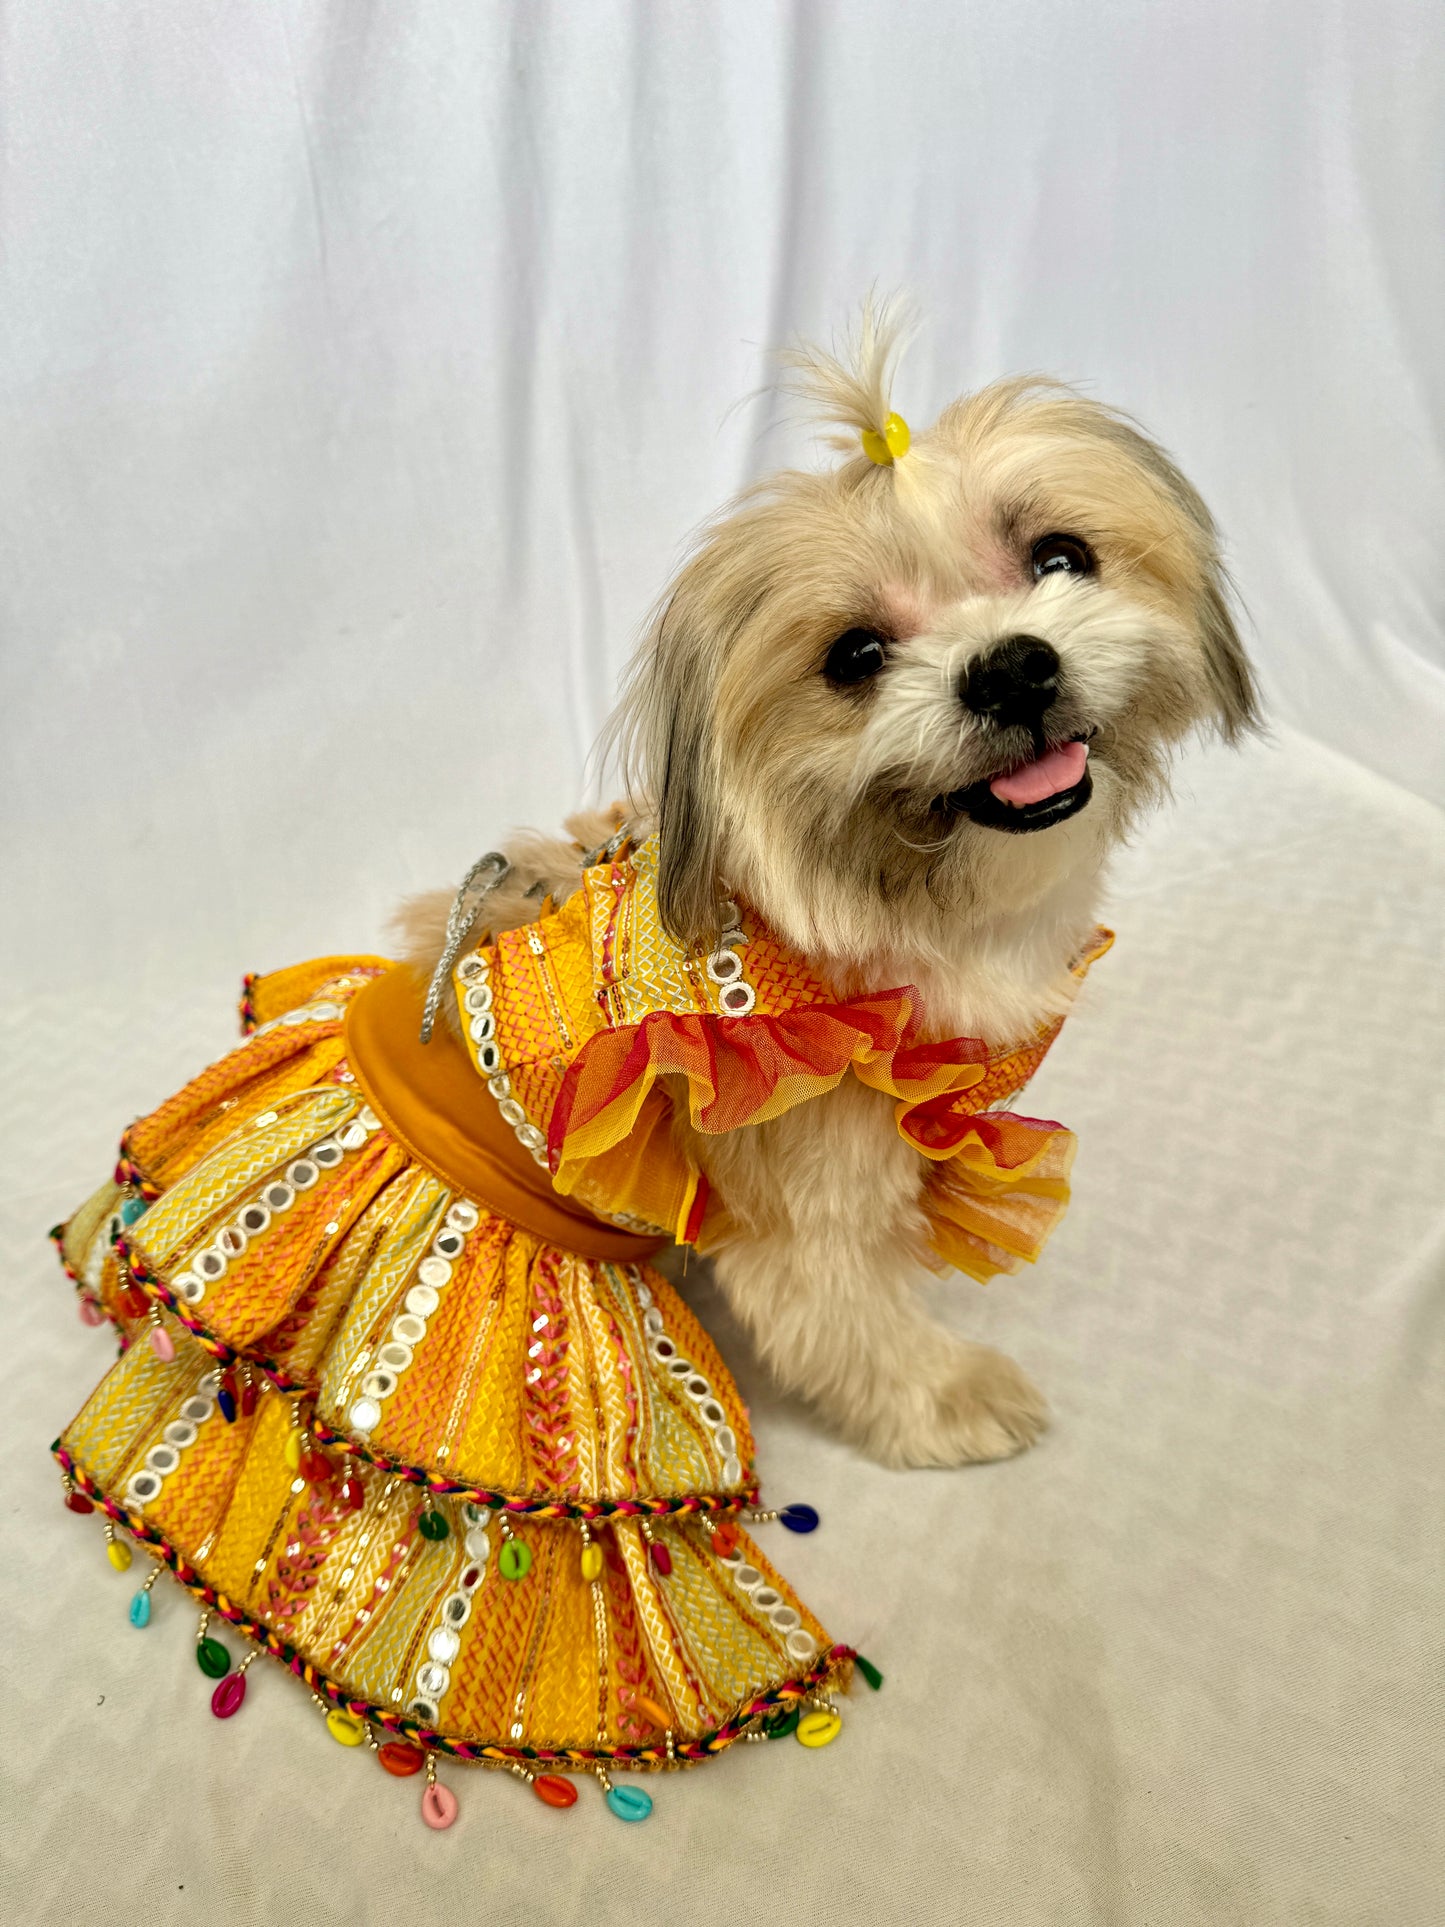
[54,1442,854,1767]
[110,1233,763,1521]
[113,1153,163,1200]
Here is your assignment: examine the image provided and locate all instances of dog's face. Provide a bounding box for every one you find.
[619,378,1256,964]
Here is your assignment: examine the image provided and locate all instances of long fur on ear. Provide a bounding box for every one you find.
[607,590,726,949]
[655,671,726,948]
[1196,568,1260,742]
[1085,407,1261,742]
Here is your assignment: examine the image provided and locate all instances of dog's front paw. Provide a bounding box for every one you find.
[865,1341,1048,1468]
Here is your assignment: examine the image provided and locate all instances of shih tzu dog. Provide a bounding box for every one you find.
[403,309,1257,1470]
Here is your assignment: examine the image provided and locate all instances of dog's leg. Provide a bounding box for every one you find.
[697,1080,1048,1468]
[710,1231,1048,1468]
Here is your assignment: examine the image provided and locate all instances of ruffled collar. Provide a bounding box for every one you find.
[451,831,1109,1282]
[549,834,1110,1171]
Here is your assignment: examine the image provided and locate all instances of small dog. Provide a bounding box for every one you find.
[403,310,1257,1469]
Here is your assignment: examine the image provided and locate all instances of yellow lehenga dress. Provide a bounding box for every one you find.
[52,829,1106,1825]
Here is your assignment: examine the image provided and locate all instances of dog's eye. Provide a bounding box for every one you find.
[823,629,888,686]
[1031,533,1095,580]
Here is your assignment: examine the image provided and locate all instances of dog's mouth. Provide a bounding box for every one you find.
[938,734,1094,832]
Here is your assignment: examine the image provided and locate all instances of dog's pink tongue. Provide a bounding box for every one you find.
[989,739,1088,806]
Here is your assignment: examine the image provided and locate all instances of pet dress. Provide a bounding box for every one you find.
[52,829,1107,1825]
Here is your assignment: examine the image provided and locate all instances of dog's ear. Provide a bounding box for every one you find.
[608,588,726,950]
[652,603,725,949]
[1089,407,1262,746]
[1197,566,1261,743]
[655,719,724,949]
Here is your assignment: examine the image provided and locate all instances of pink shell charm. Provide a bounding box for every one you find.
[421,1782,458,1830]
[149,1326,176,1362]
[211,1671,248,1719]
[79,1299,105,1328]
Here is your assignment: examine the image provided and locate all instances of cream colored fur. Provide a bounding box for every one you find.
[399,313,1256,1468]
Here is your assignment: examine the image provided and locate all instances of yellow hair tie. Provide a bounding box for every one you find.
[861,412,911,466]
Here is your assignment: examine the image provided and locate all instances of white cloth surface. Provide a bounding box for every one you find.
[3,730,1443,1927]
[3,5,1444,1923]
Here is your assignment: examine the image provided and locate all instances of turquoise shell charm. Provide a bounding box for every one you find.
[605,1782,653,1822]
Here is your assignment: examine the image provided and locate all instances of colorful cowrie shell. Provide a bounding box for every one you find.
[196,1637,231,1678]
[796,1709,841,1748]
[499,1540,531,1581]
[421,1782,458,1830]
[533,1773,577,1809]
[605,1782,653,1821]
[210,1671,247,1718]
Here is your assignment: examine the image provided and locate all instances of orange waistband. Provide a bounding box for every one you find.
[343,965,668,1265]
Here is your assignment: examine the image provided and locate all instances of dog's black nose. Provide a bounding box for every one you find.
[962,636,1061,728]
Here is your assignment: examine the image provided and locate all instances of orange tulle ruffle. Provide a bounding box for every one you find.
[547,985,1085,1282]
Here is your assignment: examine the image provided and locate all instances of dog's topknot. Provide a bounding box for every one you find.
[779,293,916,458]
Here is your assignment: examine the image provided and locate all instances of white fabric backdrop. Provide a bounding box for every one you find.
[2,6,1443,1924]
[3,0,1443,1002]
